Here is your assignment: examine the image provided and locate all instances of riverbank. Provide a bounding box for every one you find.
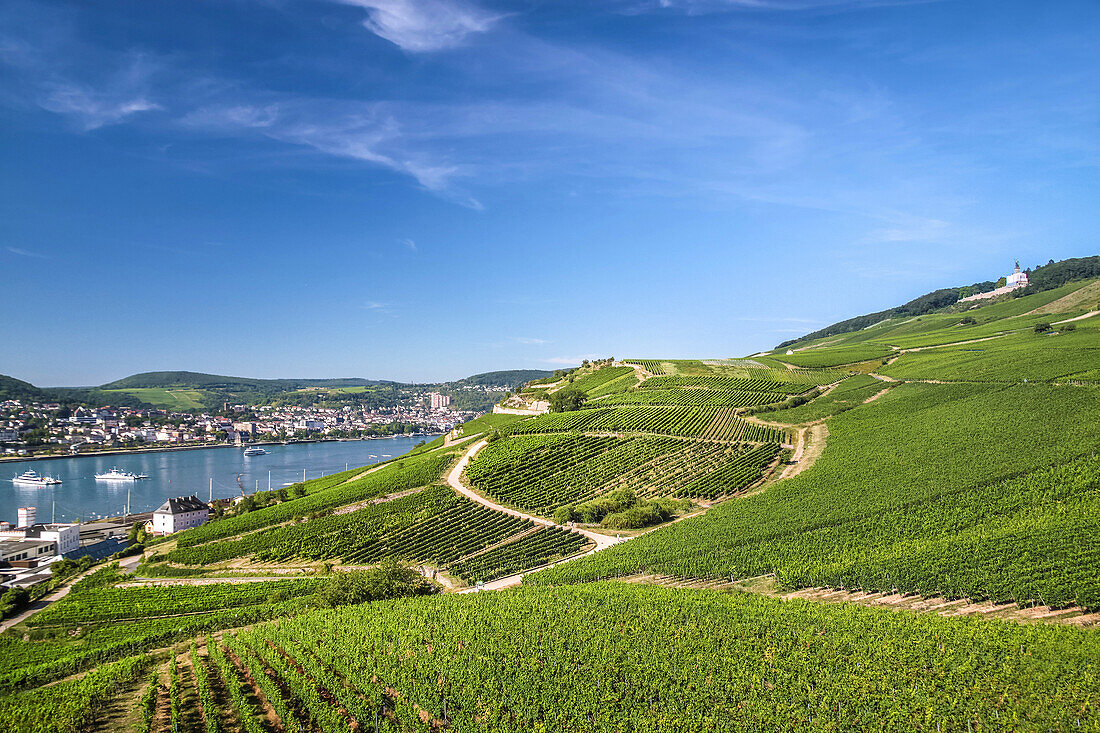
[0,433,440,463]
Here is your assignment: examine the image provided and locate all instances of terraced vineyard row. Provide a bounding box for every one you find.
[566,366,635,395]
[339,498,531,565]
[466,434,688,511]
[638,375,813,394]
[596,441,781,500]
[673,443,781,499]
[26,579,321,626]
[449,526,590,583]
[220,584,1100,732]
[625,359,667,374]
[586,370,639,397]
[164,483,535,567]
[174,449,457,548]
[594,387,788,407]
[508,405,786,442]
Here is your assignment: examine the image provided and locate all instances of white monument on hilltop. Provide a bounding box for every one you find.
[958,260,1031,303]
[1006,260,1029,288]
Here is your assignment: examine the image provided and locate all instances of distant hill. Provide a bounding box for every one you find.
[0,374,49,403]
[0,369,553,412]
[443,370,553,389]
[779,255,1100,349]
[100,371,383,391]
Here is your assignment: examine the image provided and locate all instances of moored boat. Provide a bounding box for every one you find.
[12,469,62,486]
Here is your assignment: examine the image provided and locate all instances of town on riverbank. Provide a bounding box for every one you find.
[0,395,470,461]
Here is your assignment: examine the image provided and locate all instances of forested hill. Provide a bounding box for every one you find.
[779,254,1100,348]
[99,372,385,391]
[1,368,553,411]
[0,374,48,403]
[441,370,552,389]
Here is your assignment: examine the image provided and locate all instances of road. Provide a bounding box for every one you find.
[446,439,627,592]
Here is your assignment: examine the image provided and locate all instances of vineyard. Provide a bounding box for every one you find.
[625,359,667,374]
[172,449,457,548]
[637,375,815,393]
[197,583,1099,732]
[593,387,789,407]
[25,579,320,626]
[465,434,689,511]
[448,526,589,583]
[565,365,636,395]
[775,343,895,368]
[756,373,886,423]
[508,405,787,442]
[162,484,537,567]
[529,382,1100,610]
[467,434,781,511]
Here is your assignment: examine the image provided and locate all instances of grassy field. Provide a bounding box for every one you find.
[104,387,208,410]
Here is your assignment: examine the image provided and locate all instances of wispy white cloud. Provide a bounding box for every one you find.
[0,30,163,130]
[363,300,390,310]
[512,337,550,345]
[182,100,479,203]
[40,83,159,130]
[400,238,417,251]
[5,246,48,259]
[336,0,500,52]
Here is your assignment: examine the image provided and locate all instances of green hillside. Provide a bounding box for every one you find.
[779,255,1100,350]
[4,272,1100,731]
[2,368,553,411]
[0,374,48,402]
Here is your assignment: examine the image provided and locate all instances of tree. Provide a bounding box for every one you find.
[549,388,587,413]
[316,560,437,607]
[1034,322,1052,333]
[128,521,148,545]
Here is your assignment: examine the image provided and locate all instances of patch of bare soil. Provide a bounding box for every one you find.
[85,660,156,733]
[224,640,294,732]
[778,424,827,481]
[862,386,892,404]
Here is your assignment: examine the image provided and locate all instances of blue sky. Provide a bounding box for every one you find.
[1,0,1097,385]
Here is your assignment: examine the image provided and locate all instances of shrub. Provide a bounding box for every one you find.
[553,505,574,525]
[1034,322,1052,333]
[316,560,438,608]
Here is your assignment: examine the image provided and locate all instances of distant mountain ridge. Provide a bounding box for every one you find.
[100,371,386,391]
[0,368,553,410]
[779,255,1100,349]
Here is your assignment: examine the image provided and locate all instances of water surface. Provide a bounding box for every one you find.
[1,436,431,523]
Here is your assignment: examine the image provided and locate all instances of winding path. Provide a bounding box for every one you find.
[447,439,626,591]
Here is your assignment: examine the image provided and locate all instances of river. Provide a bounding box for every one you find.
[0,436,432,524]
